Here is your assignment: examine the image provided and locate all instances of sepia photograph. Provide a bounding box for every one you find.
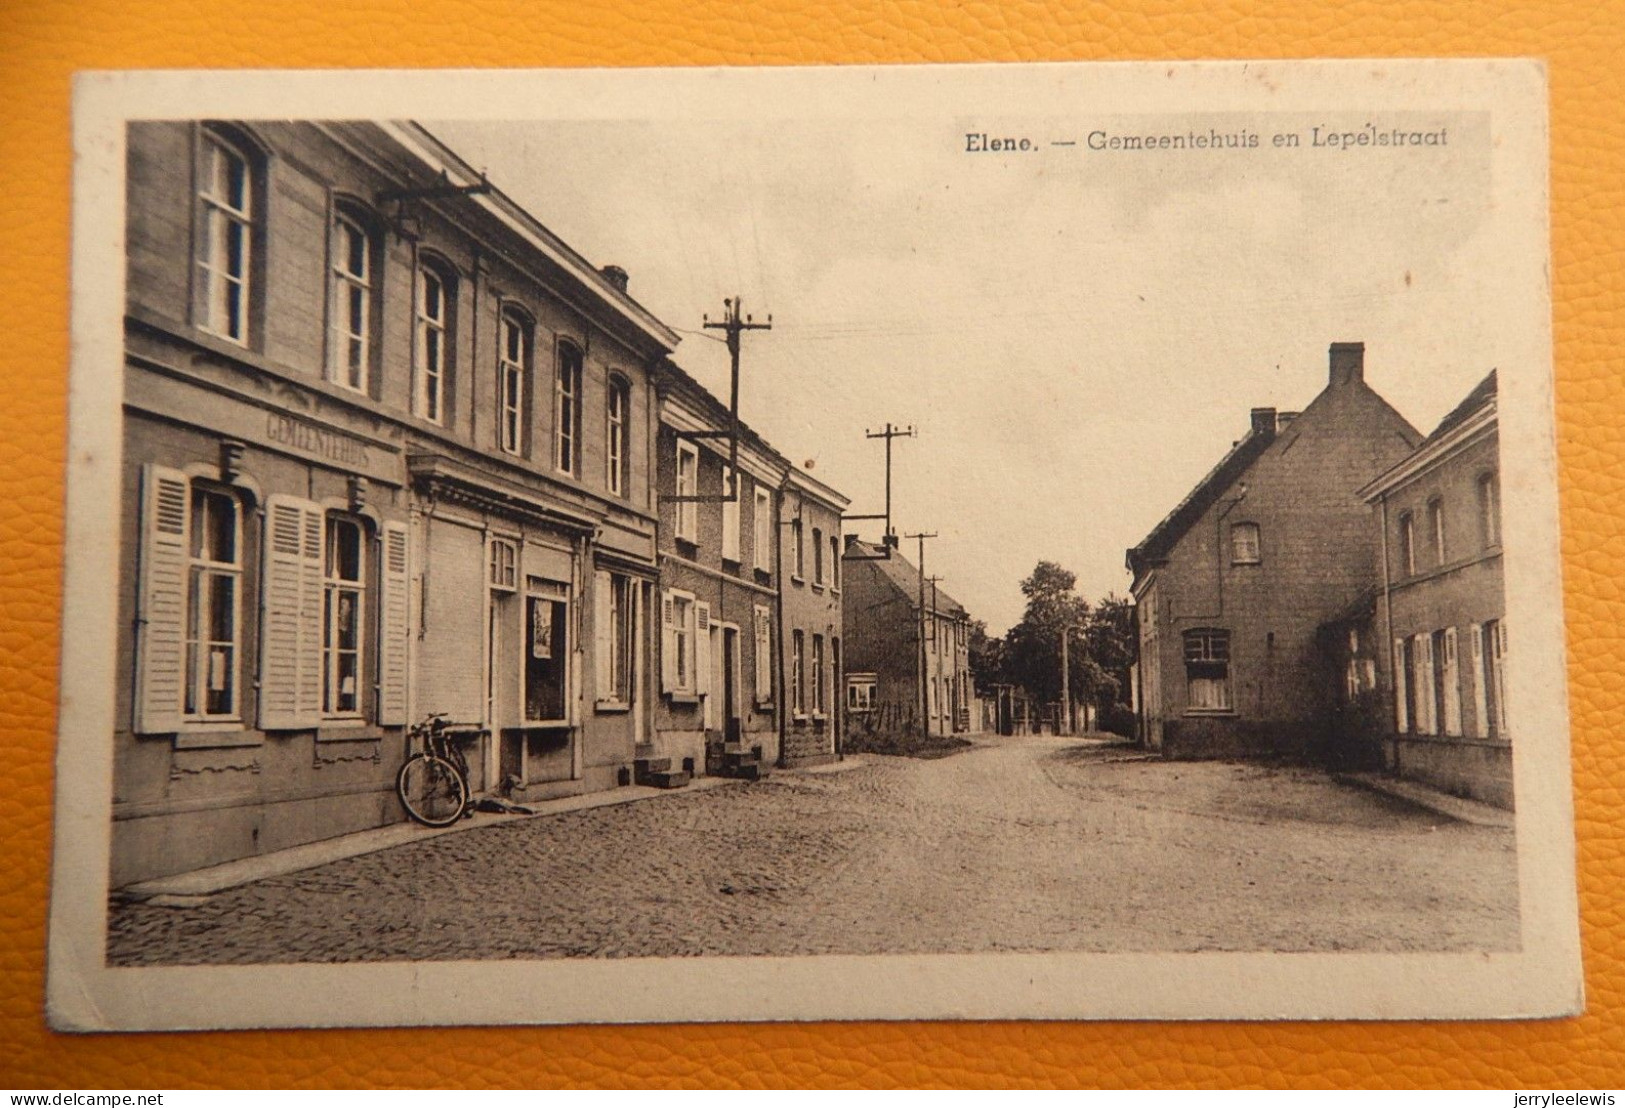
[49,61,1578,1029]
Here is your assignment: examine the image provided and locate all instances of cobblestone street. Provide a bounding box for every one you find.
[107,735,1520,965]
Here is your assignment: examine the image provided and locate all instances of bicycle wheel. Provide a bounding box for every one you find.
[396,754,468,828]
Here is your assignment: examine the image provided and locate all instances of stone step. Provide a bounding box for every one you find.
[635,757,672,775]
[647,769,691,789]
[728,763,763,782]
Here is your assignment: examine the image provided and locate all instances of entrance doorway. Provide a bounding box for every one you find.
[722,625,741,745]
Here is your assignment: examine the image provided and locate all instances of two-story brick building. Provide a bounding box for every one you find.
[116,120,676,885]
[841,537,974,739]
[1329,372,1509,806]
[1126,343,1422,759]
[778,467,850,765]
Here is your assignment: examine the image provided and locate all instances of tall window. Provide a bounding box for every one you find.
[1230,522,1261,565]
[812,634,826,715]
[754,487,773,571]
[597,571,635,704]
[607,376,630,496]
[1183,628,1231,712]
[555,342,583,475]
[185,486,241,719]
[670,592,695,692]
[753,605,774,704]
[525,578,570,723]
[675,440,699,542]
[498,311,530,456]
[1428,497,1446,565]
[197,132,255,344]
[323,515,365,716]
[721,466,741,562]
[1479,471,1501,548]
[792,520,805,580]
[1399,511,1416,575]
[813,527,825,584]
[414,262,452,423]
[328,209,373,392]
[791,630,806,716]
[830,534,841,589]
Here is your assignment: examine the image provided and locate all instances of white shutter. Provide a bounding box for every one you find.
[1493,621,1509,735]
[1416,634,1435,735]
[1467,623,1486,738]
[377,521,411,725]
[754,605,772,702]
[259,495,324,730]
[695,601,712,699]
[660,589,677,692]
[722,468,741,562]
[133,465,191,733]
[1392,638,1409,733]
[1442,627,1462,736]
[594,570,613,699]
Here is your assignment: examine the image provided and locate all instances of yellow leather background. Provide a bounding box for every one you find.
[3,0,1621,1089]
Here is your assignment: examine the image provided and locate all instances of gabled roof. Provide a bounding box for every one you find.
[844,539,970,619]
[1419,370,1497,451]
[1125,423,1276,582]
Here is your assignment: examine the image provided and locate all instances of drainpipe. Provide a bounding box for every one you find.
[1377,491,1396,773]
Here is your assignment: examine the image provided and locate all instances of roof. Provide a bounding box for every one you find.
[1420,370,1497,450]
[1125,423,1276,582]
[844,539,970,619]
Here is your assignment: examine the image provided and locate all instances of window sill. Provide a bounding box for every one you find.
[1182,708,1237,718]
[753,568,773,585]
[811,583,825,593]
[1230,559,1261,567]
[755,700,775,713]
[172,726,263,750]
[790,575,805,587]
[595,699,632,714]
[667,692,700,706]
[316,724,382,743]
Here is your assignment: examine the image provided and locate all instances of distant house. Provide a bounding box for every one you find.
[842,537,975,738]
[1126,343,1422,759]
[1333,371,1509,807]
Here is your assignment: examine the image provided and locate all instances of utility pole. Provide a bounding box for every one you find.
[906,531,937,740]
[926,574,947,731]
[845,424,916,557]
[1059,623,1070,736]
[703,296,772,493]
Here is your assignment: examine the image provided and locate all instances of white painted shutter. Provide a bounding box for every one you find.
[377,521,410,725]
[754,605,772,702]
[1493,621,1509,735]
[259,495,324,730]
[721,468,741,562]
[1392,638,1409,733]
[1468,623,1486,738]
[133,465,191,733]
[594,570,613,699]
[694,601,712,698]
[660,589,677,692]
[1416,634,1436,735]
[1442,627,1462,736]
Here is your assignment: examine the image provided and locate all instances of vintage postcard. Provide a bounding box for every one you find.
[49,60,1579,1029]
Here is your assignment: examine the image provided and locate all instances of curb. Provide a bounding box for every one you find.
[1334,771,1515,828]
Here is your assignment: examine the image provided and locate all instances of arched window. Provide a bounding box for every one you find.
[414,257,456,423]
[1479,471,1500,548]
[195,126,261,345]
[606,374,630,496]
[555,341,584,475]
[1399,511,1416,576]
[1230,521,1261,565]
[328,203,378,393]
[497,308,531,456]
[1427,496,1446,565]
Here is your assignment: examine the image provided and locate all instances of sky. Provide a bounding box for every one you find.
[431,108,1502,635]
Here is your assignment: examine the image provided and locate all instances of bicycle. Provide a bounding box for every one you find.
[396,713,487,827]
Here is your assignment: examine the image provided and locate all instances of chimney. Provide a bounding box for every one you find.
[883,532,900,551]
[1275,411,1299,430]
[1250,407,1278,436]
[1329,342,1364,387]
[600,265,629,293]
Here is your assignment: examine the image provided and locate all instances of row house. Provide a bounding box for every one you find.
[1126,343,1422,759]
[651,363,850,780]
[1327,372,1509,807]
[116,119,676,886]
[841,537,975,738]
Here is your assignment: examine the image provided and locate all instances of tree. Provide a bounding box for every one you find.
[967,619,1008,697]
[1003,561,1108,712]
[1085,593,1137,733]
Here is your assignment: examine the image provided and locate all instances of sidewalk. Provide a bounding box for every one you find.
[118,774,741,904]
[1334,771,1515,828]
